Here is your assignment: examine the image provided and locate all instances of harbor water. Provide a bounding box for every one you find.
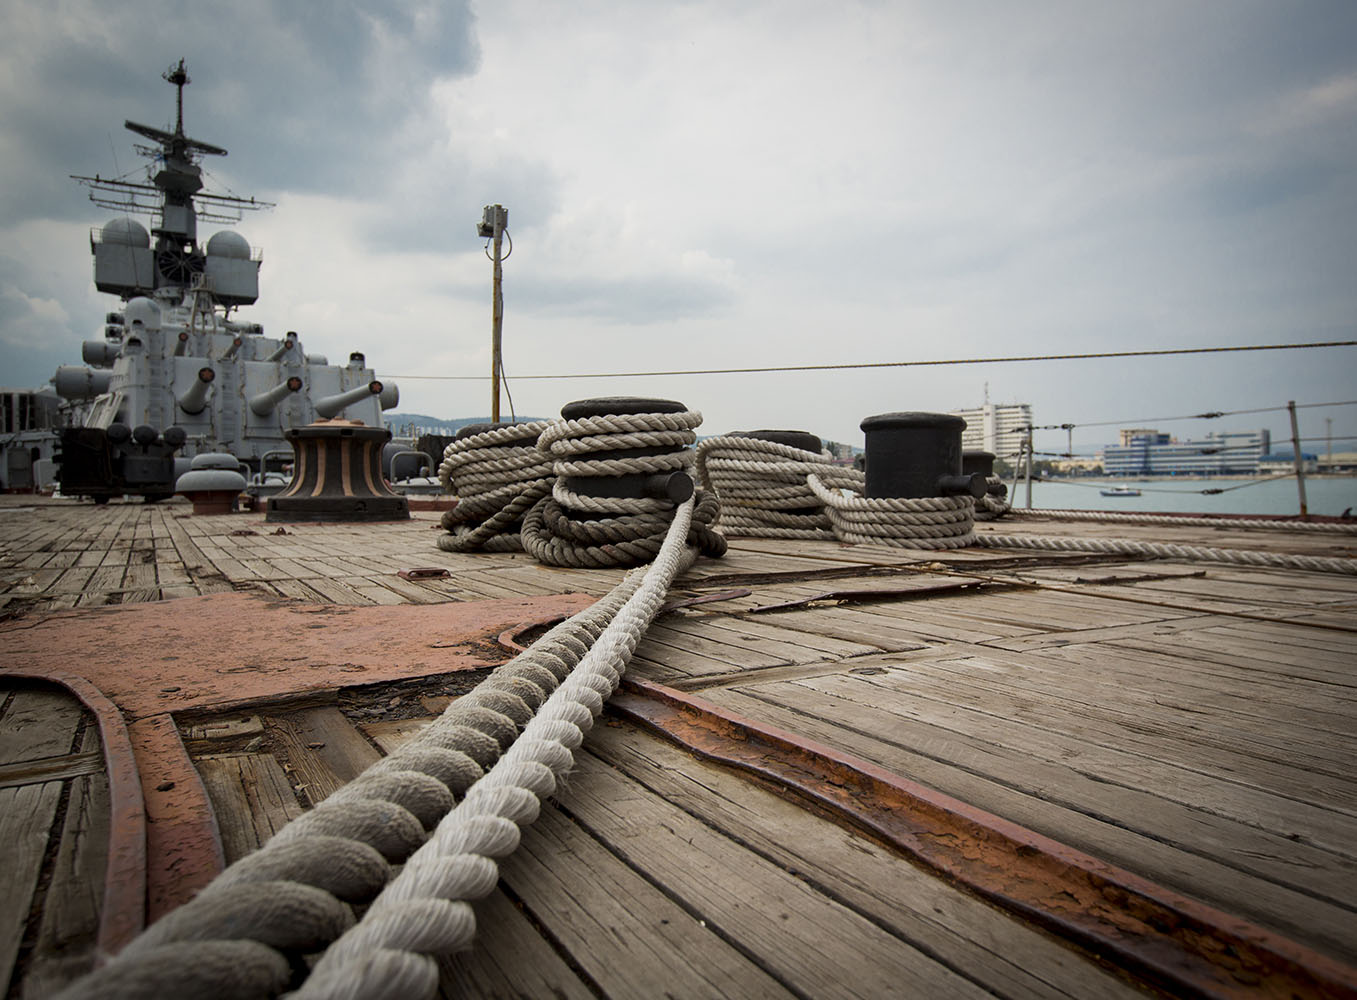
[1017,476,1357,517]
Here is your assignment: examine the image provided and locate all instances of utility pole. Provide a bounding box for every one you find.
[1287,400,1308,520]
[1022,428,1034,509]
[478,205,509,423]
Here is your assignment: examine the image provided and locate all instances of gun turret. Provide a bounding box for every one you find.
[265,334,296,362]
[178,367,216,415]
[250,375,303,416]
[223,336,244,359]
[174,331,191,357]
[315,380,383,419]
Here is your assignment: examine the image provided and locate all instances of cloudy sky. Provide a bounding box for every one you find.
[2,0,1355,454]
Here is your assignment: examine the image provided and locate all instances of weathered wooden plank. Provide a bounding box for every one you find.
[0,782,64,993]
[857,651,1357,813]
[358,717,435,755]
[196,752,306,863]
[588,723,1146,1000]
[21,727,109,997]
[0,688,85,766]
[266,707,381,804]
[706,684,1357,963]
[439,887,596,999]
[685,612,885,659]
[500,802,802,998]
[790,668,1357,865]
[552,749,998,998]
[0,751,102,790]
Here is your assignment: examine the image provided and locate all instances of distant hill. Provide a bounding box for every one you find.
[383,413,549,437]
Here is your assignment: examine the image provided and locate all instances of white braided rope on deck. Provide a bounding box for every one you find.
[978,531,1357,575]
[806,473,977,549]
[1008,507,1357,533]
[696,435,865,539]
[293,499,700,999]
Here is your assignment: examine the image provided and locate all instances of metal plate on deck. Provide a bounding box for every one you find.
[0,590,596,719]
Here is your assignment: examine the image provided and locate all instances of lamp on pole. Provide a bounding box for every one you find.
[478,204,509,422]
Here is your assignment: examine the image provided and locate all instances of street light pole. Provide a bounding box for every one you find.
[478,205,509,423]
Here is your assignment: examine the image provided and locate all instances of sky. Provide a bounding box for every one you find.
[1,0,1355,457]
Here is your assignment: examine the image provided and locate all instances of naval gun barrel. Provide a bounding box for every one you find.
[250,375,303,416]
[174,331,190,357]
[314,380,383,419]
[178,367,216,415]
[223,336,245,359]
[265,335,296,363]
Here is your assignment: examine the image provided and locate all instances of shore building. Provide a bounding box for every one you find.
[1104,429,1271,476]
[952,402,1033,460]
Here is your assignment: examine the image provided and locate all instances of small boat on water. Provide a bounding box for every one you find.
[1101,486,1141,497]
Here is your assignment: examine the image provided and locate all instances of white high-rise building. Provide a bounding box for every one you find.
[951,402,1033,460]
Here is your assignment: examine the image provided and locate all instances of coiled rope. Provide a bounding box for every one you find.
[806,473,977,549]
[974,476,1012,521]
[695,435,865,539]
[292,499,700,998]
[56,516,698,999]
[436,421,553,552]
[520,407,726,567]
[1007,507,1357,533]
[978,531,1357,575]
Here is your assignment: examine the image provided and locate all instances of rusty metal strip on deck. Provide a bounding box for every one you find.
[611,677,1357,1000]
[2,669,146,960]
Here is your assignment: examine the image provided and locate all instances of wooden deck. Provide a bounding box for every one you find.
[1,494,1354,997]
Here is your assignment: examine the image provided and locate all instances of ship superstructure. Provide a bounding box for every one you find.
[54,60,398,500]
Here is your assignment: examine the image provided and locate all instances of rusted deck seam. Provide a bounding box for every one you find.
[611,677,1357,1000]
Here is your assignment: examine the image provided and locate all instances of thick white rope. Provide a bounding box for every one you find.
[1008,507,1357,533]
[55,559,659,999]
[806,473,977,549]
[696,435,865,539]
[978,530,1357,575]
[293,499,701,998]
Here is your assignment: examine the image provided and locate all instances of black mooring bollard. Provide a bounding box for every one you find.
[860,412,986,500]
[963,449,1008,498]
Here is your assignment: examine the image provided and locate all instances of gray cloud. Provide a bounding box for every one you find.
[0,0,480,226]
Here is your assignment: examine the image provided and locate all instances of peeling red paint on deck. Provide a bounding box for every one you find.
[0,590,596,719]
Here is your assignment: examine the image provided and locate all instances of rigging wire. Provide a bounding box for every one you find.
[1024,399,1357,432]
[389,339,1356,382]
[1031,472,1300,495]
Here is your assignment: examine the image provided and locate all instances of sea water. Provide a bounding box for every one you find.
[1014,476,1357,517]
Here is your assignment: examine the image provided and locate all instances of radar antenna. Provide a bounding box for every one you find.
[71,59,273,229]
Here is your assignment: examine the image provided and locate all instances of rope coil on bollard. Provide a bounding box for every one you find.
[695,435,865,539]
[436,421,554,552]
[806,473,978,549]
[521,407,726,567]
